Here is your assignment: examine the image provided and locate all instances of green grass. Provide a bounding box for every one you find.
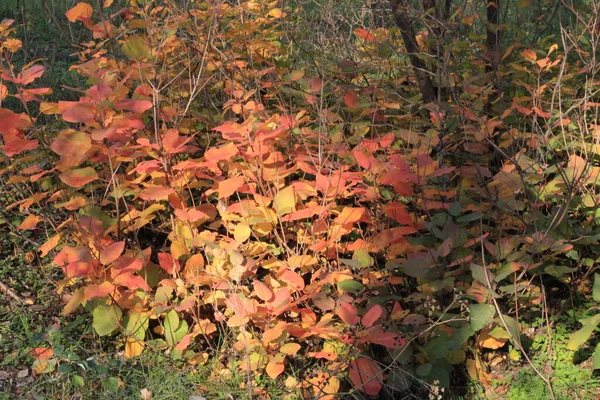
[506,320,600,400]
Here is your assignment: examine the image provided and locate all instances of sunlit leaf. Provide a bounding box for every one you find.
[65,2,93,22]
[92,304,123,336]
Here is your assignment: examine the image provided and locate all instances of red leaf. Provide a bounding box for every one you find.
[114,99,153,113]
[354,28,376,42]
[66,2,93,23]
[348,357,383,396]
[59,167,99,188]
[83,282,115,300]
[361,305,384,328]
[0,109,32,134]
[64,261,94,278]
[344,89,359,107]
[353,148,373,169]
[1,131,38,156]
[60,101,96,123]
[336,300,360,326]
[113,271,151,291]
[357,326,406,349]
[382,202,413,225]
[157,252,180,275]
[100,241,125,265]
[10,65,45,85]
[279,269,305,291]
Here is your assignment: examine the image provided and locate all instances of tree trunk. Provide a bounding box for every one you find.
[389,0,437,104]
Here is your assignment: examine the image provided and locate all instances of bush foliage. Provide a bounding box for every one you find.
[2,0,600,398]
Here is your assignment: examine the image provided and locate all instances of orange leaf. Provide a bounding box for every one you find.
[307,351,338,360]
[100,241,125,265]
[174,207,209,222]
[30,347,53,360]
[361,304,384,328]
[65,2,93,23]
[40,234,61,257]
[348,357,383,396]
[205,142,239,163]
[139,185,174,201]
[334,207,365,225]
[253,281,274,302]
[521,49,537,62]
[174,334,191,351]
[17,214,42,231]
[217,176,245,198]
[265,356,285,379]
[59,167,98,188]
[354,28,375,42]
[60,102,96,123]
[162,129,190,154]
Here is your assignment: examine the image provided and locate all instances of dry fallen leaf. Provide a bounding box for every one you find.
[140,388,152,399]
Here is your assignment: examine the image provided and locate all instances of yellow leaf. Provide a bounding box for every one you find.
[321,375,340,400]
[280,342,301,355]
[233,223,251,242]
[267,8,283,18]
[274,185,297,215]
[125,338,145,358]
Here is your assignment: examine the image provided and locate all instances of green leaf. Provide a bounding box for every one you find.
[164,310,188,346]
[353,249,374,268]
[501,315,521,346]
[424,333,452,360]
[92,304,122,336]
[470,263,494,285]
[337,280,364,292]
[567,314,600,350]
[469,304,495,332]
[124,310,149,341]
[72,375,85,387]
[593,344,600,370]
[448,324,475,350]
[593,273,600,302]
[121,35,151,59]
[102,377,121,393]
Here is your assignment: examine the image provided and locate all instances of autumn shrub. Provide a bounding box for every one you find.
[3,0,600,398]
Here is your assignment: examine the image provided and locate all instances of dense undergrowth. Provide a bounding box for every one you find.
[2,0,600,399]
